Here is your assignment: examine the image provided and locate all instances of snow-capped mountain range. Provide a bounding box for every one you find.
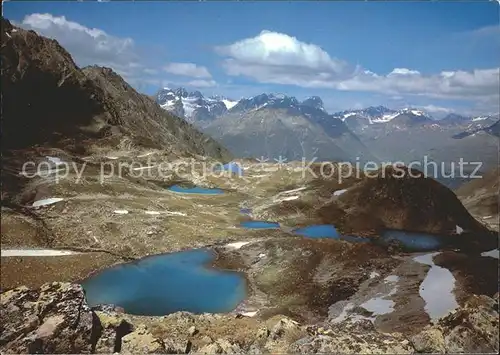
[333,106,433,126]
[156,87,238,123]
[155,87,499,174]
[156,87,496,128]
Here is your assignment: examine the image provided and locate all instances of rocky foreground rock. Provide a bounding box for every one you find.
[1,282,498,354]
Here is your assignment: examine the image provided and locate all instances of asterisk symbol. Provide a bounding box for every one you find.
[273,156,288,169]
[256,156,269,169]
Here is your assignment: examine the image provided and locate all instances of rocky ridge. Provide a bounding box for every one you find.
[1,282,498,354]
[1,17,230,159]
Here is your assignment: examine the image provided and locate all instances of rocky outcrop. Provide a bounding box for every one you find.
[316,166,497,251]
[291,321,413,354]
[411,294,499,353]
[120,325,166,354]
[0,283,98,354]
[2,282,498,354]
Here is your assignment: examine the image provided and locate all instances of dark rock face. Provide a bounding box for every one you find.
[1,18,106,151]
[301,96,324,110]
[0,283,98,354]
[486,119,500,137]
[0,17,230,160]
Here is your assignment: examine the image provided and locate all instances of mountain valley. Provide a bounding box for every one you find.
[1,11,499,355]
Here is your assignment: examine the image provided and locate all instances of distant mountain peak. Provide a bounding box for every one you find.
[301,96,324,110]
[400,107,430,118]
[156,87,228,122]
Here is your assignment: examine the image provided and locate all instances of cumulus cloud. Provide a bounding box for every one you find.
[163,63,212,78]
[216,31,499,103]
[216,30,351,86]
[19,13,140,72]
[339,67,499,100]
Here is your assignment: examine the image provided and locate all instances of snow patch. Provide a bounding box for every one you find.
[472,116,489,121]
[281,195,299,201]
[333,189,348,196]
[32,198,64,207]
[145,211,161,215]
[372,112,399,123]
[342,112,357,120]
[223,99,238,110]
[370,271,380,279]
[281,186,307,194]
[239,311,258,317]
[164,211,187,216]
[113,210,129,215]
[1,248,79,257]
[456,225,464,234]
[481,249,499,259]
[225,241,250,249]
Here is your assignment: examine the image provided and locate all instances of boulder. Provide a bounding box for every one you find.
[93,311,134,353]
[0,282,98,353]
[197,338,242,354]
[412,294,499,353]
[411,328,446,353]
[290,320,413,354]
[120,325,166,354]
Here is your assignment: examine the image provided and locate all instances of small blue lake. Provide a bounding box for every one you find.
[240,220,280,229]
[379,230,448,251]
[293,224,340,239]
[168,185,224,195]
[81,249,246,316]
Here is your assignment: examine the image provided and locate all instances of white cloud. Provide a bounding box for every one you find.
[186,79,217,88]
[20,13,139,71]
[388,68,421,76]
[418,105,454,114]
[163,63,212,78]
[216,30,350,87]
[339,67,499,101]
[216,30,345,72]
[216,31,499,103]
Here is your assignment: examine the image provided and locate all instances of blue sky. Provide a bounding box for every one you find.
[4,1,500,115]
